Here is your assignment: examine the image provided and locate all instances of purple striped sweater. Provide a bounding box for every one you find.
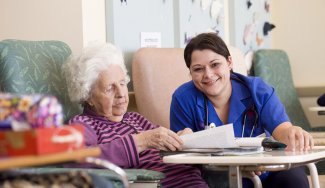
[70,106,208,188]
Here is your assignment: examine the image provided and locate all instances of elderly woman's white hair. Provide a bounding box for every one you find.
[63,42,129,103]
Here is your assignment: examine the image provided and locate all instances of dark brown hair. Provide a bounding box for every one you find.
[184,33,230,68]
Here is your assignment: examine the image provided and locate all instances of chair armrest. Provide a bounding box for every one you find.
[15,167,165,182]
[84,157,128,187]
[309,107,325,115]
[123,169,165,181]
[0,169,114,188]
[311,127,325,132]
[310,132,325,146]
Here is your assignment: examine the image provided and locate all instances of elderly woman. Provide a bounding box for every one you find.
[63,43,208,188]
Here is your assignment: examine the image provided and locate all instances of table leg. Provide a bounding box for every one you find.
[229,166,242,188]
[306,163,320,188]
[243,172,262,188]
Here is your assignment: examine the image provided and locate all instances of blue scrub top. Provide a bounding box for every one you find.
[170,72,290,137]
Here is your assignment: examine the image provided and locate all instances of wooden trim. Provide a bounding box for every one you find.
[296,87,325,97]
[128,92,138,112]
[0,147,101,171]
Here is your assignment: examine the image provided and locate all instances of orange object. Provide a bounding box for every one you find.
[0,124,84,156]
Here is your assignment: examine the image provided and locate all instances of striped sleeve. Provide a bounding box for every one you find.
[70,115,140,168]
[129,112,159,130]
[98,134,140,168]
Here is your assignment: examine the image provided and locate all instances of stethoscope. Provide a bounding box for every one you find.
[204,75,259,137]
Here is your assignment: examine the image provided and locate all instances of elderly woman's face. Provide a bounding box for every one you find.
[88,64,129,122]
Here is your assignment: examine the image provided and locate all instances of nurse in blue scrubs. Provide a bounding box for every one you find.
[170,33,313,188]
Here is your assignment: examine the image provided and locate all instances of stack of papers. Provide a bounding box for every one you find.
[161,124,288,156]
[172,124,265,155]
[180,124,264,149]
[160,147,264,157]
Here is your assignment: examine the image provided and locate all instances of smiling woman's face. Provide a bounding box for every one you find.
[189,49,233,98]
[87,64,129,122]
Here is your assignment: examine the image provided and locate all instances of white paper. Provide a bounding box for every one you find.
[235,137,264,147]
[180,124,266,149]
[219,147,264,156]
[180,123,238,149]
[140,32,161,48]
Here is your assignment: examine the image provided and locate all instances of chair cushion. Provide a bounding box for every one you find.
[132,48,190,128]
[0,39,81,122]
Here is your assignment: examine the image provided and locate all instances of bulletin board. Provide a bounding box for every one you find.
[229,0,275,54]
[106,0,226,90]
[106,0,174,90]
[106,0,174,52]
[176,0,225,48]
[105,0,275,90]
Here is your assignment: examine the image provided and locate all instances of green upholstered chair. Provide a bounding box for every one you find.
[0,40,165,187]
[252,49,325,174]
[0,39,81,122]
[252,49,325,132]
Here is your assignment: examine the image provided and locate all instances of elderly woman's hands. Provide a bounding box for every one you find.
[272,122,314,151]
[134,127,184,153]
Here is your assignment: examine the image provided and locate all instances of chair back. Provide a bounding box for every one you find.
[132,46,246,128]
[252,49,310,130]
[0,39,81,122]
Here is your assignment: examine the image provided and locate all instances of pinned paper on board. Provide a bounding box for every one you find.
[246,0,252,9]
[263,22,276,36]
[120,0,127,5]
[140,32,161,48]
[179,0,225,47]
[233,0,276,53]
[200,0,211,11]
[265,1,270,12]
[256,33,264,46]
[243,22,257,45]
[210,0,223,21]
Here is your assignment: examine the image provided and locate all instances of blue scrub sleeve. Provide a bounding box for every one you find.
[170,94,195,132]
[255,83,289,134]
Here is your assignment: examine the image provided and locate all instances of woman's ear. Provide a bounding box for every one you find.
[86,98,94,107]
[86,90,95,107]
[227,56,233,71]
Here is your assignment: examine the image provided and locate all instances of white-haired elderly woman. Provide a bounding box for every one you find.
[63,43,208,188]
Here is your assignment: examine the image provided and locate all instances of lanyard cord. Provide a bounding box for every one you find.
[204,96,209,129]
[205,96,257,137]
[241,105,258,137]
[241,114,247,137]
[203,75,259,136]
[241,113,257,137]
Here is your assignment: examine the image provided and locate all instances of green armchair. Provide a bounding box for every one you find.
[252,49,325,174]
[252,50,310,130]
[0,39,165,187]
[252,49,325,132]
[0,39,81,122]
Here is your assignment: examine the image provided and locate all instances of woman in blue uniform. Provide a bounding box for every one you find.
[170,33,313,188]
